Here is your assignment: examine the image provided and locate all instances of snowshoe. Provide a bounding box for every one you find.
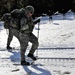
[7,46,12,49]
[21,60,30,65]
[27,53,37,61]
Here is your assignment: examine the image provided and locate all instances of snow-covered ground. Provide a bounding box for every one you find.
[0,11,75,75]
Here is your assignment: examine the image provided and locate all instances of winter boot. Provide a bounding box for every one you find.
[7,45,12,49]
[27,53,37,61]
[21,60,30,65]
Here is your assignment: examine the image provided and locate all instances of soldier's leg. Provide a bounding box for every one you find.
[10,28,26,61]
[19,33,30,65]
[10,28,30,65]
[29,33,39,54]
[7,29,13,49]
[19,33,29,61]
[27,33,39,60]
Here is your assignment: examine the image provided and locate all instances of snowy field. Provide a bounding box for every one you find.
[0,11,75,75]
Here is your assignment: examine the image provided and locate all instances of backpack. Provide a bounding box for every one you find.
[11,8,25,19]
[1,13,11,29]
[10,8,26,30]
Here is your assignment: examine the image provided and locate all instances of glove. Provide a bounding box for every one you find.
[29,33,32,36]
[33,19,40,24]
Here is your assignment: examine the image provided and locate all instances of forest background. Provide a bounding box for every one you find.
[0,0,75,18]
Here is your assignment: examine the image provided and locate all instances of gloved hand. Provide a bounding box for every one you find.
[33,19,40,24]
[29,32,32,36]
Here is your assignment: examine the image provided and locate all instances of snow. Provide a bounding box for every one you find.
[0,11,75,75]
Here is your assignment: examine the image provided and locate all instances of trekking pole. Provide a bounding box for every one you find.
[36,22,40,58]
[37,22,40,39]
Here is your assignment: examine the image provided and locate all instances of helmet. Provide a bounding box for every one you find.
[25,5,34,14]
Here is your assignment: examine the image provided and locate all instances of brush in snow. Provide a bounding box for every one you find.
[11,69,19,72]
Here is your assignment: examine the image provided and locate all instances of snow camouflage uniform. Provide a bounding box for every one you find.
[0,13,13,49]
[10,6,39,65]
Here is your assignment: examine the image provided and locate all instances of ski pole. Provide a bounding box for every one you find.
[36,22,40,58]
[37,22,40,39]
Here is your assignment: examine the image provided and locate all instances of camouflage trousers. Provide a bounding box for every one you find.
[10,28,39,61]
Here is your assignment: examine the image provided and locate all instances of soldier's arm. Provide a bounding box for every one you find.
[33,17,40,25]
[0,13,11,21]
[33,19,40,25]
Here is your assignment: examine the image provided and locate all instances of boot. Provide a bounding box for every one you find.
[7,45,12,49]
[21,60,30,65]
[27,53,37,61]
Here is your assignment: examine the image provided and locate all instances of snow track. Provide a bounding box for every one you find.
[0,48,75,62]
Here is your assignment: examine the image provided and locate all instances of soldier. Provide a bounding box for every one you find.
[10,5,40,65]
[0,13,13,49]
